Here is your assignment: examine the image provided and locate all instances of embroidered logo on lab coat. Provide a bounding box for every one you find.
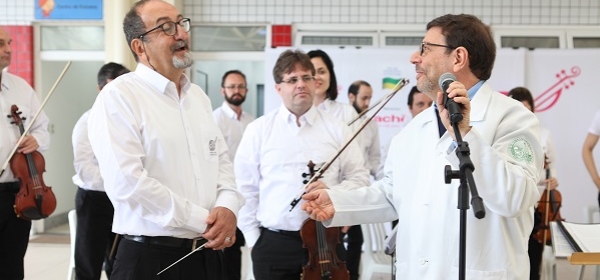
[508,137,533,163]
[208,137,217,156]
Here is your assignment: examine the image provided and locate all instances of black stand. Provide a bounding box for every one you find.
[443,121,486,280]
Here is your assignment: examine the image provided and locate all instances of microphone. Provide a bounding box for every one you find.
[438,73,463,124]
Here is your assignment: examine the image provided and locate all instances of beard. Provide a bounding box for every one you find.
[351,100,363,114]
[225,94,246,106]
[173,51,193,69]
[417,75,436,95]
[171,40,193,69]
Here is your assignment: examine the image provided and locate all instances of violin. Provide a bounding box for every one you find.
[533,166,563,245]
[8,105,56,220]
[300,161,349,280]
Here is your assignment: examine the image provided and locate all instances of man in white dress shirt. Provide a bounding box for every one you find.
[235,49,369,279]
[0,26,50,280]
[303,14,543,280]
[72,62,129,280]
[213,70,255,162]
[87,1,244,279]
[212,70,254,280]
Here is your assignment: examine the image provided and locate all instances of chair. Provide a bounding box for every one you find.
[67,209,76,280]
[577,206,600,280]
[360,223,393,280]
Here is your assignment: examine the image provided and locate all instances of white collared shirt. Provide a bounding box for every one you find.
[212,102,255,162]
[235,105,369,247]
[0,71,50,183]
[88,64,244,238]
[72,110,103,191]
[317,99,358,126]
[358,115,382,179]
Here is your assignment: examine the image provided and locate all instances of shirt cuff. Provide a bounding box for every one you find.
[183,205,209,234]
[243,227,261,248]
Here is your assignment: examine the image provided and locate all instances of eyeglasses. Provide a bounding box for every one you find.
[420,42,456,56]
[280,75,315,85]
[224,85,247,90]
[138,18,191,39]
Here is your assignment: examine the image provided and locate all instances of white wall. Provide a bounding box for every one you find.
[39,60,103,229]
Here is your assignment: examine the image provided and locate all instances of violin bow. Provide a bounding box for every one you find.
[289,78,409,211]
[0,61,71,177]
[347,88,396,126]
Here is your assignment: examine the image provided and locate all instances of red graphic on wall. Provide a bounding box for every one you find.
[39,0,56,17]
[534,66,581,112]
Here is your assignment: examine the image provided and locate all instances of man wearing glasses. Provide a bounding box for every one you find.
[235,49,369,279]
[87,1,244,279]
[212,70,254,280]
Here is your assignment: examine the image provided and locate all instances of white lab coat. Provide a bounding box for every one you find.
[323,82,543,280]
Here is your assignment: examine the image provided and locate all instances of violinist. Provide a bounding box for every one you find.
[0,26,50,280]
[509,86,560,280]
[302,14,544,280]
[87,1,244,279]
[72,62,129,280]
[235,49,369,279]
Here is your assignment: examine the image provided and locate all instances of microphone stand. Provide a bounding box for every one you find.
[443,121,486,280]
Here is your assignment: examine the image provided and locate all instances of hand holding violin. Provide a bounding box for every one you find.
[17,135,39,154]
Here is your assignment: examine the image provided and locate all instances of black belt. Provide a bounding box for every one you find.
[0,182,19,193]
[262,227,300,237]
[123,235,206,251]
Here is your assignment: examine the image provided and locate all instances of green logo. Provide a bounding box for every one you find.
[382,77,401,90]
[508,137,534,163]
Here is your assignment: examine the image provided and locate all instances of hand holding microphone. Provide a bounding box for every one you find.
[437,73,471,139]
[438,73,463,124]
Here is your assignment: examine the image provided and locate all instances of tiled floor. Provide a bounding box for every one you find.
[24,223,600,280]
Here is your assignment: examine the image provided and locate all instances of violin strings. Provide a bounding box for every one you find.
[316,222,330,273]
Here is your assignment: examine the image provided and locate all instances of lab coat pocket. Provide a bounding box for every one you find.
[450,266,507,280]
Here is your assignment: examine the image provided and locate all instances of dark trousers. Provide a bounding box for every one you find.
[222,227,245,280]
[111,237,224,280]
[252,228,346,280]
[528,238,543,280]
[75,188,117,280]
[0,185,31,280]
[529,207,543,280]
[344,225,363,280]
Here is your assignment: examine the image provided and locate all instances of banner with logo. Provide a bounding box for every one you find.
[264,47,599,223]
[35,0,102,20]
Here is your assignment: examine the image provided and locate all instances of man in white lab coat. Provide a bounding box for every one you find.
[302,14,543,280]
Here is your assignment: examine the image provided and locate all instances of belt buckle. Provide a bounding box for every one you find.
[191,238,204,252]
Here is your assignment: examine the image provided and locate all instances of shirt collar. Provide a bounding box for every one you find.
[220,101,242,120]
[468,80,485,100]
[433,79,484,110]
[0,71,9,92]
[134,63,191,95]
[277,104,318,126]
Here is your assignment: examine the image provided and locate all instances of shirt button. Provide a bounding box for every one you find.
[420,259,427,265]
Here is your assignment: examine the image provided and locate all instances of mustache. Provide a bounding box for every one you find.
[170,40,189,52]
